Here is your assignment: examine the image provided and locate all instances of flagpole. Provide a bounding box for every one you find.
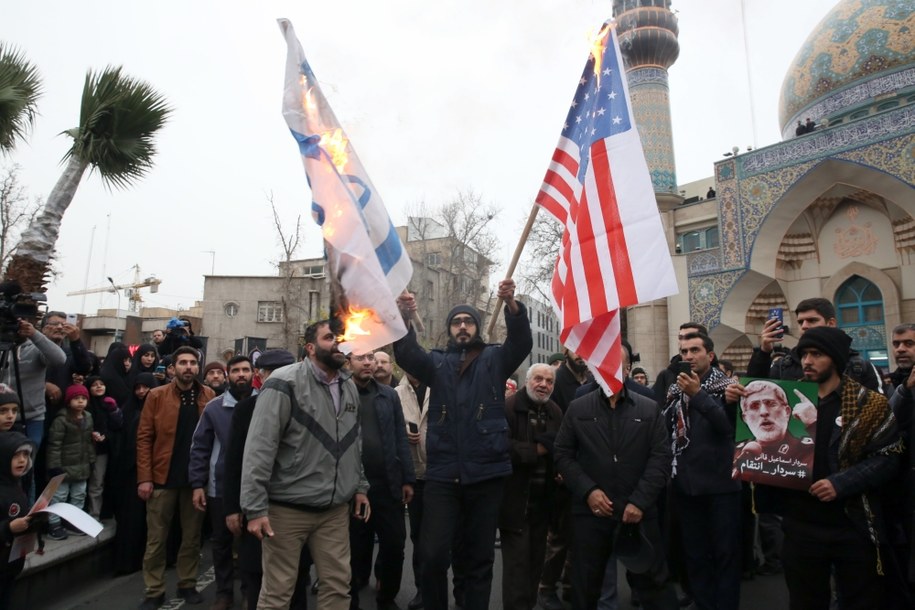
[486,203,541,340]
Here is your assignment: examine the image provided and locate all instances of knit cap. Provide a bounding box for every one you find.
[0,383,19,406]
[796,326,852,372]
[65,384,90,403]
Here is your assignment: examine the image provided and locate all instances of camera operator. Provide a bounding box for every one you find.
[1,311,66,499]
[41,311,93,416]
[156,317,203,359]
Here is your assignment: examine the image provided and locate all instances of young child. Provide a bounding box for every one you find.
[0,385,20,433]
[45,384,95,540]
[84,376,122,519]
[0,432,38,608]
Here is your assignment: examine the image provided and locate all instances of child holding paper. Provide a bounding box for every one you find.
[45,385,95,540]
[0,432,39,608]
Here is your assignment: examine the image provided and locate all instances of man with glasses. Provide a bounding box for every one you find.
[41,311,93,415]
[394,280,533,610]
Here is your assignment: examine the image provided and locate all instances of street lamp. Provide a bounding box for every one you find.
[107,276,122,343]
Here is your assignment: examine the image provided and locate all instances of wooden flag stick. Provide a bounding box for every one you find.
[401,289,426,334]
[486,203,541,340]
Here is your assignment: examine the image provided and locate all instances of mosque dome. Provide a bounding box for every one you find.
[778,0,915,138]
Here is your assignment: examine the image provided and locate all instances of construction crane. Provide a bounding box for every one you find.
[67,265,161,313]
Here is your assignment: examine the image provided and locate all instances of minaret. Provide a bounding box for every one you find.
[612,0,680,381]
[613,0,681,210]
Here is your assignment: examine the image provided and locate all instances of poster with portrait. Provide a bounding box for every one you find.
[732,378,818,490]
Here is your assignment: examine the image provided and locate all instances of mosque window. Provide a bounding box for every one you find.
[676,226,719,252]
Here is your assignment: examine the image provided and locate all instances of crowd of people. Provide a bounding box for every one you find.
[1,283,915,610]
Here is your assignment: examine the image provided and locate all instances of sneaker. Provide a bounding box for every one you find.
[139,594,165,610]
[537,590,563,610]
[177,587,204,605]
[47,525,68,541]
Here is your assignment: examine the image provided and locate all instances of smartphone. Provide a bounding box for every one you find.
[358,502,367,518]
[408,422,419,434]
[768,307,785,339]
[677,361,692,376]
[154,365,166,375]
[65,313,77,325]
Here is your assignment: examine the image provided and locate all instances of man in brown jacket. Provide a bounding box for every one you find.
[499,363,564,610]
[136,346,215,610]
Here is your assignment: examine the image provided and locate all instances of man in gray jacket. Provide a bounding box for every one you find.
[242,320,370,610]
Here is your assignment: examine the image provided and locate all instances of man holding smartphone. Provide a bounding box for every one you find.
[42,311,93,413]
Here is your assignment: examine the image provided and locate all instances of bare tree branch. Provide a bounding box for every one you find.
[0,164,42,274]
[518,212,562,303]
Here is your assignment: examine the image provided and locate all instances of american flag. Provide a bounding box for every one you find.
[536,24,677,394]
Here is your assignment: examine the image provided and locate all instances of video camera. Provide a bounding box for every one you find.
[0,280,46,348]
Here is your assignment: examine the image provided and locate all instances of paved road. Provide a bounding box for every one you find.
[44,534,789,609]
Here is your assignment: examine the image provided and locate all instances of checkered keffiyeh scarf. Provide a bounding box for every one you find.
[663,366,735,477]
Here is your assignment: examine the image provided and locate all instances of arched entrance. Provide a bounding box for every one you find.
[834,275,887,368]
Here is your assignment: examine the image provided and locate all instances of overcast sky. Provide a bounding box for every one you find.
[2,0,837,315]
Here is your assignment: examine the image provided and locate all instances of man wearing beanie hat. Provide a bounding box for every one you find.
[203,362,227,396]
[769,326,901,608]
[394,279,532,610]
[222,349,312,610]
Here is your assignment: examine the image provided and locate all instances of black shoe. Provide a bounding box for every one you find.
[47,525,68,541]
[177,587,204,605]
[407,591,424,610]
[139,594,165,610]
[65,524,86,536]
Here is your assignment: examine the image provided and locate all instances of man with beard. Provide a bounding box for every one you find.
[348,349,414,610]
[41,310,93,414]
[499,363,563,610]
[189,355,254,610]
[781,327,901,609]
[394,279,532,610]
[136,346,216,609]
[242,320,369,610]
[888,323,915,394]
[551,348,588,412]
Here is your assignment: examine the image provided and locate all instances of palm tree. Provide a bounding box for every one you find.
[6,66,171,292]
[0,43,43,154]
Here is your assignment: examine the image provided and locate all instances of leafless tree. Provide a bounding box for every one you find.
[405,190,500,347]
[269,192,304,350]
[518,212,562,302]
[0,165,41,275]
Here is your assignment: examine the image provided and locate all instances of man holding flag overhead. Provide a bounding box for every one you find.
[535,22,678,394]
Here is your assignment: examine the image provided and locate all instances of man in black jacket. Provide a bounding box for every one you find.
[499,363,563,610]
[347,349,414,610]
[394,279,532,610]
[554,344,677,610]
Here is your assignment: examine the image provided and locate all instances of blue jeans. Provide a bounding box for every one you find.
[49,478,88,526]
[24,420,44,502]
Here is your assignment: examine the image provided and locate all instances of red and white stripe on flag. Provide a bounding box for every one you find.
[536,25,677,394]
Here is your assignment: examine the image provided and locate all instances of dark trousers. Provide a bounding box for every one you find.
[570,514,677,610]
[782,518,884,610]
[408,479,425,590]
[539,487,572,595]
[420,477,505,610]
[350,487,407,606]
[676,490,741,610]
[206,496,235,599]
[499,493,551,610]
[238,523,312,610]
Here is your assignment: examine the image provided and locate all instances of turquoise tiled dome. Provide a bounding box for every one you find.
[778,0,915,133]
